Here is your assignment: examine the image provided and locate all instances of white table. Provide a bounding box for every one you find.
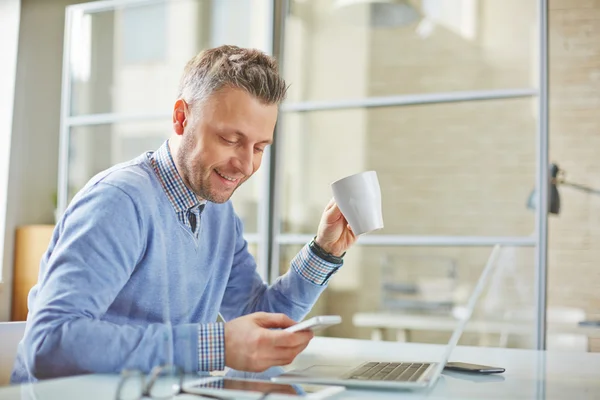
[353,311,600,343]
[2,336,600,399]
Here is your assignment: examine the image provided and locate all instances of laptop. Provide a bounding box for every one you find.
[272,245,501,390]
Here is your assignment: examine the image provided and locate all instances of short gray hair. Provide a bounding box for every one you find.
[177,45,288,109]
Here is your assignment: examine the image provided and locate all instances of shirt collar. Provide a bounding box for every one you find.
[149,140,205,213]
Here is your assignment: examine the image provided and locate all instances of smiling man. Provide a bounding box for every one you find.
[11,45,357,383]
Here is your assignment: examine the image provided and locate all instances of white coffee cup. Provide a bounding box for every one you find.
[331,171,384,235]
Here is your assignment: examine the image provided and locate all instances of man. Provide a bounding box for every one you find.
[11,45,356,383]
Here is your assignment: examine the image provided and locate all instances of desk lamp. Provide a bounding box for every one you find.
[527,163,600,327]
[526,163,600,215]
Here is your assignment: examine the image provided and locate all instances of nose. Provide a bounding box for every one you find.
[233,146,254,177]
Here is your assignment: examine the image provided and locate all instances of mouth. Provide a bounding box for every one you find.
[214,168,241,187]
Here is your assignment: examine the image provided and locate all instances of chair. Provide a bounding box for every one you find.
[0,321,26,385]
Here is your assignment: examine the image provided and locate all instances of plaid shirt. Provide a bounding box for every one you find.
[149,141,206,237]
[148,140,342,372]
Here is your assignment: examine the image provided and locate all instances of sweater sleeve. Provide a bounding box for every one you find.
[21,182,200,380]
[219,216,343,323]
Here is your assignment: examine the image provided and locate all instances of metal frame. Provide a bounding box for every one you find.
[534,0,550,351]
[254,0,277,281]
[58,0,172,218]
[276,234,536,247]
[267,0,289,284]
[282,88,538,113]
[66,112,171,126]
[66,0,167,14]
[57,6,75,219]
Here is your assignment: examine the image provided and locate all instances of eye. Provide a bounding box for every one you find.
[220,136,237,145]
[254,147,265,154]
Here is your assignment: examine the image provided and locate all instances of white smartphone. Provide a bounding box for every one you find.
[284,315,342,333]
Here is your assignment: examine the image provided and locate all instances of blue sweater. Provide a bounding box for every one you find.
[11,151,338,383]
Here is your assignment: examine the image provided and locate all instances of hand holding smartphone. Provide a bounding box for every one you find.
[284,315,342,333]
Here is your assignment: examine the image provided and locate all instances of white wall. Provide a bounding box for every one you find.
[0,0,21,320]
[1,0,88,321]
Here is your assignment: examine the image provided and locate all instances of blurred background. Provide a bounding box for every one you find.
[1,0,599,360]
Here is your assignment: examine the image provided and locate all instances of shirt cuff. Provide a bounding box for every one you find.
[197,322,225,371]
[291,243,342,286]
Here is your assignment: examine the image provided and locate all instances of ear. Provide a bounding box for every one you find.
[172,99,189,136]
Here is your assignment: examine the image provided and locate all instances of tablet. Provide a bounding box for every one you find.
[182,376,345,399]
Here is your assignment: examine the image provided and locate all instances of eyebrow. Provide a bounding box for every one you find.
[234,130,273,145]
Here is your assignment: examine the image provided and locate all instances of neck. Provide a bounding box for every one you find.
[166,137,205,203]
[167,136,182,172]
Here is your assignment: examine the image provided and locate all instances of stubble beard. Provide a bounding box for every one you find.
[176,137,244,204]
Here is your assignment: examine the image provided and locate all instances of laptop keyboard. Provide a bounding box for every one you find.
[346,362,431,382]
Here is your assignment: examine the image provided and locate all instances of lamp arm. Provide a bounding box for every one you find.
[560,180,600,196]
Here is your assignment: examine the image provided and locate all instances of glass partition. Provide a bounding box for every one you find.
[272,0,545,350]
[279,98,537,236]
[69,0,272,116]
[283,0,538,103]
[60,0,273,266]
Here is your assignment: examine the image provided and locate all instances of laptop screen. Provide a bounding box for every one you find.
[430,245,502,378]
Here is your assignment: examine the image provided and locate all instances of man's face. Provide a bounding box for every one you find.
[174,88,278,203]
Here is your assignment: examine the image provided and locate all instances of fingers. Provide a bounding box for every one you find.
[254,312,296,329]
[324,197,336,211]
[324,203,344,224]
[294,339,312,355]
[275,341,312,364]
[251,312,314,346]
[268,328,313,347]
[225,313,316,372]
[255,326,313,369]
[240,314,315,371]
[281,329,314,346]
[347,223,356,238]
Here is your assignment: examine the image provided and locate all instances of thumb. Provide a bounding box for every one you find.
[254,312,297,329]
